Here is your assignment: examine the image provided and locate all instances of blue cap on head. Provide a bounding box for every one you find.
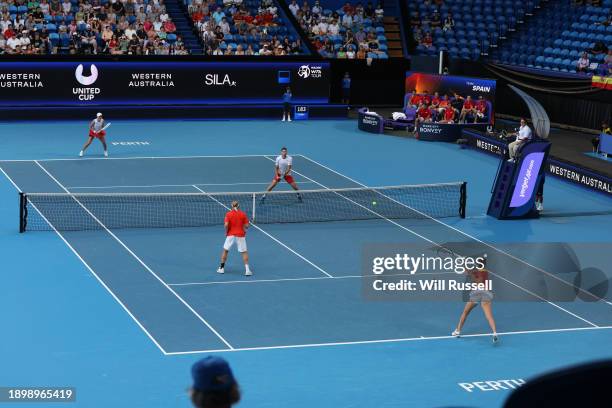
[192,356,236,392]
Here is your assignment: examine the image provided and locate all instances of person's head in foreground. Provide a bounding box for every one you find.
[520,117,527,127]
[280,146,288,158]
[190,356,241,408]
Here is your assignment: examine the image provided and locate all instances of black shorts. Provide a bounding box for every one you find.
[283,102,291,113]
[342,88,350,99]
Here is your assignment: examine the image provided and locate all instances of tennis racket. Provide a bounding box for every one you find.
[100,122,111,131]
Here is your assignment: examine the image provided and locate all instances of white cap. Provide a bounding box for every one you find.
[96,112,103,117]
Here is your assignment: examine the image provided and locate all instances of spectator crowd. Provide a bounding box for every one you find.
[0,0,189,55]
[189,0,304,55]
[291,0,388,58]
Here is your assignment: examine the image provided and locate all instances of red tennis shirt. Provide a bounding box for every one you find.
[224,209,249,237]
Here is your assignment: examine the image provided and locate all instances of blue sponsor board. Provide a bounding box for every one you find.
[357,108,384,133]
[0,62,330,106]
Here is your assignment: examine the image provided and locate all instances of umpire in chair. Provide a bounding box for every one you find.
[507,118,533,162]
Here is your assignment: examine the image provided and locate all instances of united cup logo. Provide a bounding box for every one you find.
[297,65,311,79]
[73,64,101,101]
[75,64,98,86]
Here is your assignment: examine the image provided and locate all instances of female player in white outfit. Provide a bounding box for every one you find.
[80,112,109,157]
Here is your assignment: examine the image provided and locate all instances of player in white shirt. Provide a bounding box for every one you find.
[508,118,532,162]
[261,147,302,202]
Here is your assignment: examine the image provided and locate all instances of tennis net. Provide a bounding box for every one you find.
[18,183,466,232]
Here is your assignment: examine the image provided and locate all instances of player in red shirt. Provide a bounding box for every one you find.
[420,92,431,106]
[430,92,441,109]
[474,95,487,123]
[452,254,498,343]
[416,103,432,123]
[409,91,421,108]
[217,201,252,276]
[459,95,475,123]
[437,94,450,116]
[430,92,441,121]
[440,106,456,123]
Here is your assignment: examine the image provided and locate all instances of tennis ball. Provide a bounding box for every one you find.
[372,201,377,206]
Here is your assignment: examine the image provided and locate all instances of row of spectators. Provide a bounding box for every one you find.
[407,91,489,124]
[409,7,456,50]
[0,0,189,55]
[189,0,303,55]
[292,0,387,58]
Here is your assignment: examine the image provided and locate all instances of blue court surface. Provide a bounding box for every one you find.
[1,119,611,407]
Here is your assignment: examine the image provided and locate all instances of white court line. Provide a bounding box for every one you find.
[191,185,333,279]
[33,161,235,351]
[0,165,168,355]
[266,156,599,328]
[66,181,319,190]
[168,271,457,286]
[0,154,274,163]
[299,154,612,308]
[164,325,612,355]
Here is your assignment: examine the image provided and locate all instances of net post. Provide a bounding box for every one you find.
[19,192,26,233]
[459,182,467,219]
[252,193,256,223]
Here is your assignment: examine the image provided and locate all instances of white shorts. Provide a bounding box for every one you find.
[223,236,247,252]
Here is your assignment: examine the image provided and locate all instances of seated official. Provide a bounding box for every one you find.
[508,118,532,162]
[416,103,433,123]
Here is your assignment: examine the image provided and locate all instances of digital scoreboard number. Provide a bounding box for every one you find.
[294,105,309,120]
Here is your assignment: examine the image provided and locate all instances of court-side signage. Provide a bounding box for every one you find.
[458,379,526,393]
[547,160,612,195]
[0,62,330,106]
[464,132,612,197]
[509,152,544,207]
[358,110,383,133]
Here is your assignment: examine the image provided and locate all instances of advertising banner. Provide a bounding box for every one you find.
[0,61,330,106]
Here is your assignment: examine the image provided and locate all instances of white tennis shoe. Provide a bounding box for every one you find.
[245,269,253,276]
[217,267,225,274]
[79,151,84,157]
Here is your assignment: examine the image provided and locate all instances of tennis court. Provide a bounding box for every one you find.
[1,119,611,407]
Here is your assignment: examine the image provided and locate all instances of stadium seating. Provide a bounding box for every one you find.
[186,0,306,55]
[294,0,389,59]
[490,1,611,74]
[1,0,192,55]
[408,0,541,60]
